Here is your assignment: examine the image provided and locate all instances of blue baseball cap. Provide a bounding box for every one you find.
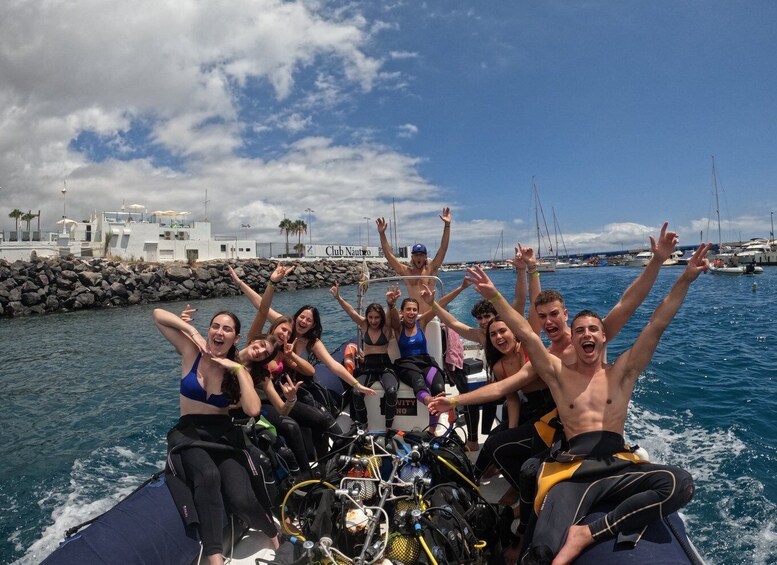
[412,243,427,255]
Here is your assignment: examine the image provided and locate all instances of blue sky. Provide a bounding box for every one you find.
[1,1,776,260]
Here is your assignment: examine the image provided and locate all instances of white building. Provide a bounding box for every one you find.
[1,210,257,263]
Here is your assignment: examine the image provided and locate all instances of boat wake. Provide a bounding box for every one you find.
[626,403,777,565]
[13,445,164,565]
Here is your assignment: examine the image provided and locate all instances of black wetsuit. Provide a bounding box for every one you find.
[165,414,278,558]
[522,430,694,565]
[351,352,399,428]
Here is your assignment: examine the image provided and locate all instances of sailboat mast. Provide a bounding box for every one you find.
[533,177,541,259]
[712,156,722,247]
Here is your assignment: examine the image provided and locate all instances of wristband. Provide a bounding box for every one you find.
[267,280,276,289]
[229,364,244,374]
[431,301,440,309]
[285,397,297,405]
[450,396,459,408]
[531,271,540,278]
[488,292,502,305]
[527,267,537,274]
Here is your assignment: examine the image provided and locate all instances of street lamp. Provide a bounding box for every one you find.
[363,217,371,247]
[304,208,314,245]
[61,181,68,235]
[241,223,251,238]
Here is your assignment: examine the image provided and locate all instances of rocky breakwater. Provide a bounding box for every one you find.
[0,257,395,318]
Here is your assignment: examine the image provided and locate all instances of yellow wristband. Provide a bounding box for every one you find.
[488,292,502,305]
[531,271,540,278]
[450,396,458,408]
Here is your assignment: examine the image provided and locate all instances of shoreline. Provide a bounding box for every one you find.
[0,257,395,318]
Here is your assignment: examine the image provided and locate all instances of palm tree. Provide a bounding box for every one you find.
[8,209,22,232]
[22,211,36,231]
[279,218,294,255]
[293,219,307,255]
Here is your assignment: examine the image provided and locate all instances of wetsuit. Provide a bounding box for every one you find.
[271,359,343,460]
[394,322,445,420]
[522,431,694,565]
[351,329,399,428]
[165,414,278,558]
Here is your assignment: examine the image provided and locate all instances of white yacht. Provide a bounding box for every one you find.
[626,250,653,267]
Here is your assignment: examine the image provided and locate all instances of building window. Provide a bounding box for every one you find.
[220,244,226,252]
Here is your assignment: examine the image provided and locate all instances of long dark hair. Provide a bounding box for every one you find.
[483,317,520,380]
[291,305,322,352]
[210,311,243,403]
[364,303,386,330]
[246,334,281,387]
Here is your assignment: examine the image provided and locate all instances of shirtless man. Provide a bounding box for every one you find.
[376,207,451,313]
[428,222,680,562]
[463,242,710,565]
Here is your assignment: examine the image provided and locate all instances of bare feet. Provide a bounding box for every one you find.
[498,485,520,506]
[270,534,280,550]
[207,554,224,565]
[552,524,594,565]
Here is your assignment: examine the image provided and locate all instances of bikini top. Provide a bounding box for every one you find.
[179,353,231,408]
[269,359,285,377]
[363,328,389,347]
[397,322,427,357]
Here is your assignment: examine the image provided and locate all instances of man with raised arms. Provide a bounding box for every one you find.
[376,207,451,313]
[462,242,710,565]
[428,222,681,561]
[429,222,681,412]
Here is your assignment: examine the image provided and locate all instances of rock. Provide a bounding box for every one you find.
[21,292,41,306]
[110,282,129,298]
[166,266,192,283]
[78,271,103,286]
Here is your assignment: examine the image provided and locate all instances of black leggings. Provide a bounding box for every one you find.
[261,404,312,475]
[523,432,694,564]
[474,420,533,481]
[174,421,277,556]
[288,394,343,460]
[351,354,399,428]
[449,367,497,442]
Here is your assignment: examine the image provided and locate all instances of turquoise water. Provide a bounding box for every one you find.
[2,268,776,564]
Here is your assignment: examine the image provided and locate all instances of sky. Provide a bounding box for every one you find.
[1,0,776,261]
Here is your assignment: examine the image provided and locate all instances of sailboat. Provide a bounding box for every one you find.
[551,207,571,269]
[532,178,556,272]
[707,157,763,275]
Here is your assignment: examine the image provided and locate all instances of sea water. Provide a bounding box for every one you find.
[2,267,776,564]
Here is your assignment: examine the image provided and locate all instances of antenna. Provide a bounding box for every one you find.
[204,189,210,222]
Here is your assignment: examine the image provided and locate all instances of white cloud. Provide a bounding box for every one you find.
[397,124,419,138]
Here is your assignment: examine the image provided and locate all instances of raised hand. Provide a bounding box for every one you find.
[330,280,340,300]
[419,283,436,305]
[386,284,401,306]
[271,262,295,283]
[440,207,452,225]
[376,217,388,234]
[464,266,500,301]
[227,265,243,285]
[283,338,297,356]
[180,303,197,323]
[684,242,712,280]
[650,222,680,262]
[279,374,302,401]
[427,392,451,416]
